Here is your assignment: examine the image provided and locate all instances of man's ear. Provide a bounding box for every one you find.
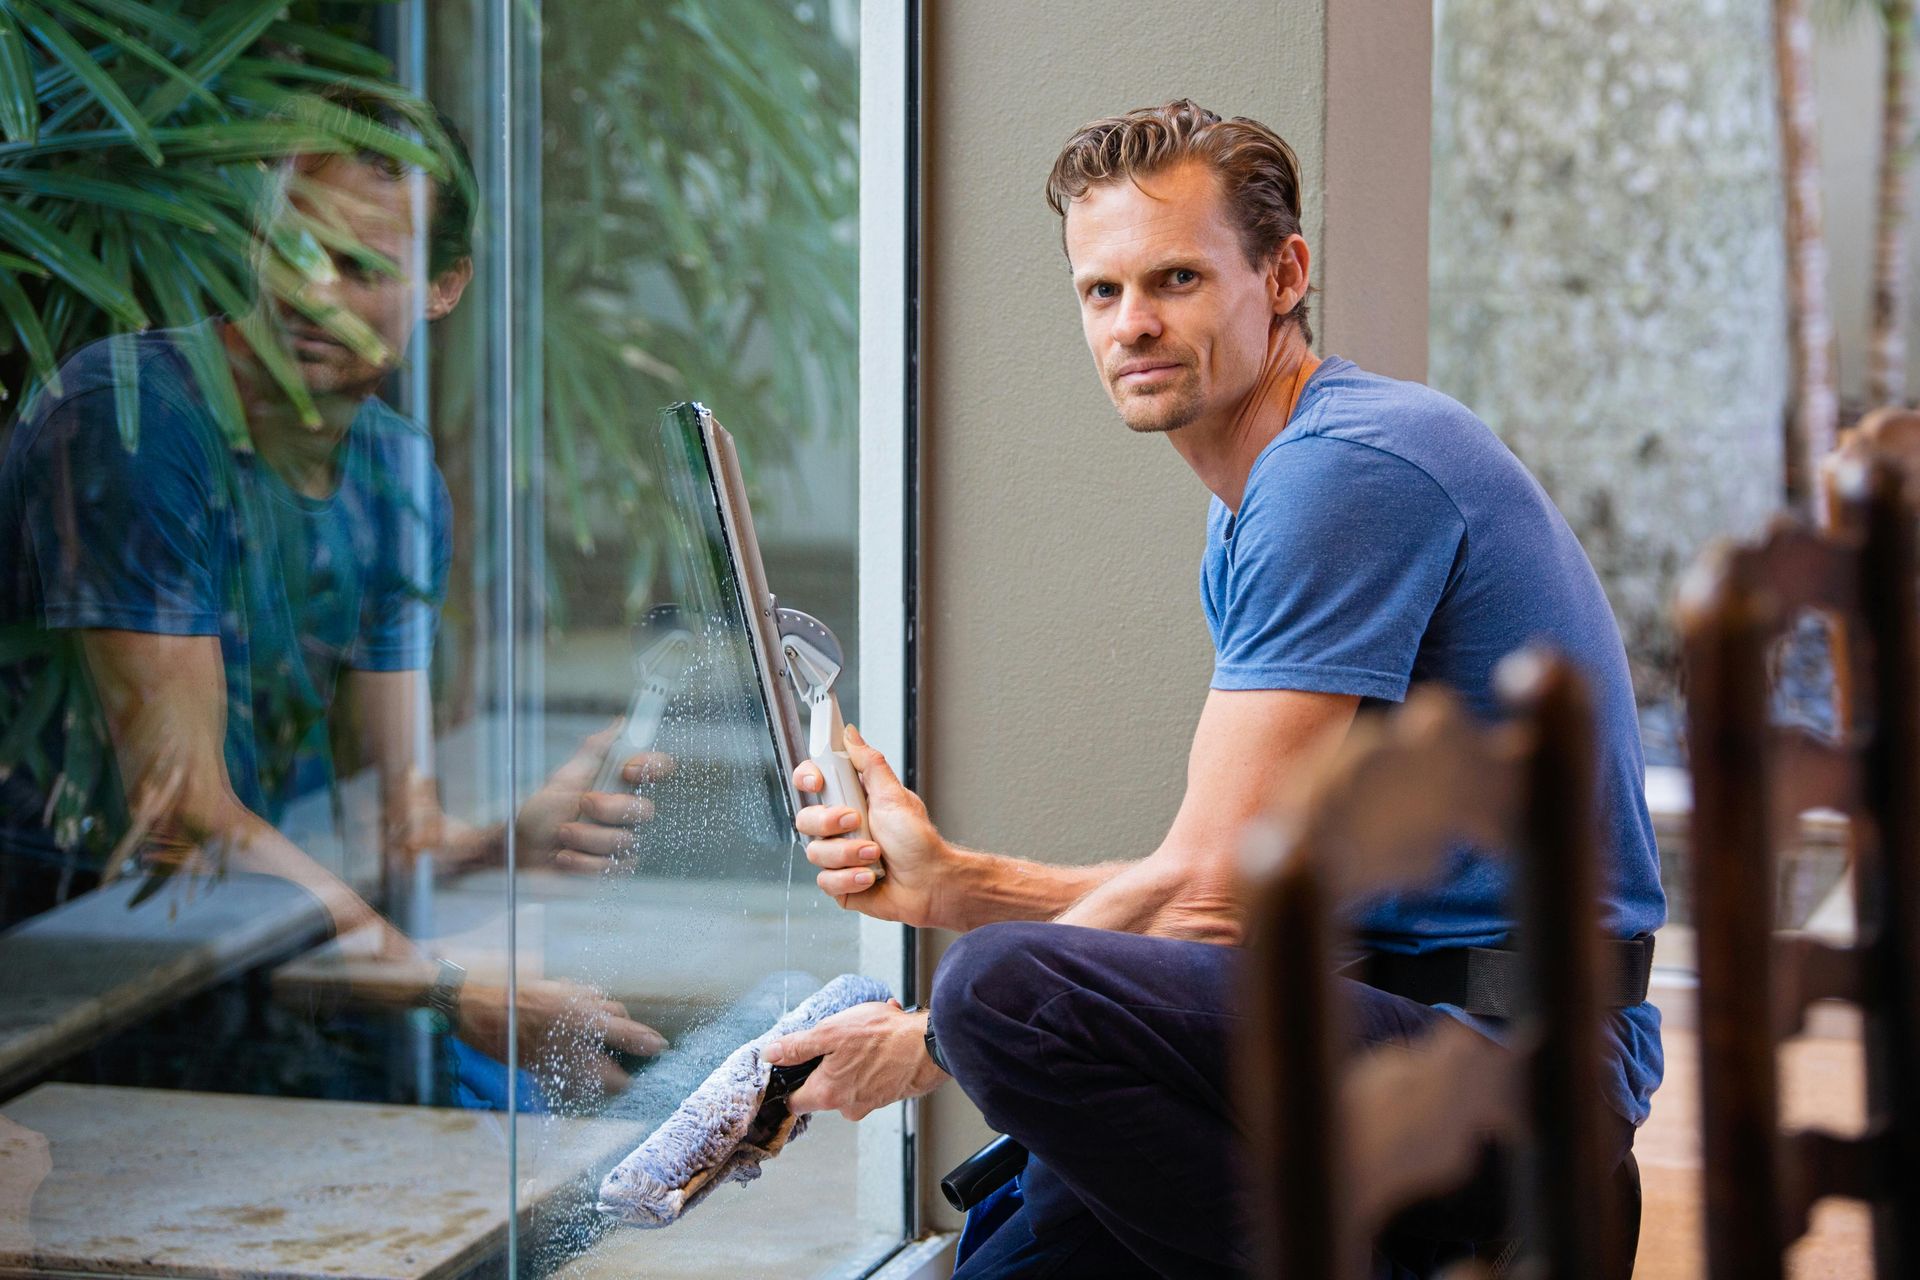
[1267,234,1311,317]
[425,256,474,321]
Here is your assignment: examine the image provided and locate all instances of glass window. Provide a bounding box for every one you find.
[0,3,910,1276]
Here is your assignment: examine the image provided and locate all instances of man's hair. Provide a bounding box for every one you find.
[1045,99,1312,345]
[289,84,477,277]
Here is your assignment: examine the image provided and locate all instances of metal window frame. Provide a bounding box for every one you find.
[856,0,930,1263]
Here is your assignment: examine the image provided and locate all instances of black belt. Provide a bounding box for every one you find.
[1348,934,1655,1020]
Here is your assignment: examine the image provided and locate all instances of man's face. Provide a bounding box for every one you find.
[1065,160,1280,435]
[262,155,469,399]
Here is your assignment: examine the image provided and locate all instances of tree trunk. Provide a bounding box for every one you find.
[1871,0,1915,408]
[1777,0,1840,508]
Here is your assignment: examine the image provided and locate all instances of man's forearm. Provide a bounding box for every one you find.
[1053,853,1242,943]
[168,800,423,970]
[937,847,1122,932]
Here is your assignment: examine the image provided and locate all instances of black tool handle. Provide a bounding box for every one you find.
[940,1134,1029,1212]
[764,1055,823,1103]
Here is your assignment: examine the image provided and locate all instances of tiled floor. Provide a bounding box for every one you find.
[1634,1011,1872,1279]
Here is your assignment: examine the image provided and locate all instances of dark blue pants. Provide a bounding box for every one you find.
[932,921,1634,1279]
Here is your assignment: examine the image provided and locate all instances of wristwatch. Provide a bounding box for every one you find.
[920,1005,949,1075]
[425,957,466,1023]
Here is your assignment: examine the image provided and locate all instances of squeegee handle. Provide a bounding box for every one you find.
[817,749,882,881]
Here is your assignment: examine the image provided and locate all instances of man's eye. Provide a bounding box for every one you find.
[1170,269,1198,285]
[1088,283,1117,300]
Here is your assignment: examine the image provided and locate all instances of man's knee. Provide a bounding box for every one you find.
[931,922,1070,1089]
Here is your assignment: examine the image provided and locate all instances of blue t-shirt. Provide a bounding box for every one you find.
[0,325,451,869]
[1201,356,1665,1124]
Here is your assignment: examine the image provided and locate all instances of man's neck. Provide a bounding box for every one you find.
[221,317,360,499]
[1167,326,1317,513]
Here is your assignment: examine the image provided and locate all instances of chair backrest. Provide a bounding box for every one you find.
[1239,652,1620,1280]
[1679,443,1920,1280]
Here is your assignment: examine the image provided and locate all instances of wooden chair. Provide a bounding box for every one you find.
[1678,439,1920,1280]
[1238,652,1628,1280]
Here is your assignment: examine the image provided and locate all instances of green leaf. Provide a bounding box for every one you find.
[138,0,282,123]
[171,235,249,317]
[130,233,254,447]
[35,0,220,115]
[0,266,59,395]
[222,291,327,434]
[281,89,442,174]
[0,170,217,231]
[108,329,139,451]
[126,172,248,245]
[262,20,393,78]
[0,199,148,326]
[12,0,162,164]
[73,0,199,52]
[0,119,315,162]
[0,250,45,274]
[0,6,38,144]
[95,223,141,449]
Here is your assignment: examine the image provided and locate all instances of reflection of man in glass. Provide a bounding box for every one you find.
[0,86,661,1099]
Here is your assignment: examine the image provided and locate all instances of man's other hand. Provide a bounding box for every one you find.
[454,976,666,1099]
[517,724,676,873]
[795,726,954,928]
[763,999,945,1121]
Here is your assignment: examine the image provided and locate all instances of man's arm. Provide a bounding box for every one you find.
[797,688,1356,941]
[91,634,666,1092]
[340,668,670,876]
[82,630,402,946]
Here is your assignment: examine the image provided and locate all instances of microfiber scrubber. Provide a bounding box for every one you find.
[597,973,892,1227]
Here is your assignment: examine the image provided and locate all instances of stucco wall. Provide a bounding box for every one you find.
[1428,0,1787,696]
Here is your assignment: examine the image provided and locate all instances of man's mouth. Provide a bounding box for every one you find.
[285,326,346,356]
[1112,360,1186,388]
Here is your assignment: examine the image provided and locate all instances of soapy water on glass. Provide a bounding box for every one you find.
[519,615,816,1259]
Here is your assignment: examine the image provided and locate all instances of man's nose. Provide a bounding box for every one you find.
[1110,292,1162,347]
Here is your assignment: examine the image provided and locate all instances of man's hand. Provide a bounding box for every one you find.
[453,976,667,1099]
[796,726,957,927]
[762,999,946,1121]
[514,725,676,874]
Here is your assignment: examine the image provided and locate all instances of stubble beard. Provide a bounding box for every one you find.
[1112,371,1204,435]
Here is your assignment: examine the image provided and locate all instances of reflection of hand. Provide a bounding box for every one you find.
[453,978,666,1099]
[763,1000,944,1120]
[516,725,676,873]
[795,726,954,928]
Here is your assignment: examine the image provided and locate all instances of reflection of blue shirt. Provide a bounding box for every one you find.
[1201,356,1665,1124]
[0,325,451,867]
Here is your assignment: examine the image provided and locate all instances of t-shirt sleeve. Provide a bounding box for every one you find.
[19,386,223,636]
[1210,436,1466,701]
[349,452,451,672]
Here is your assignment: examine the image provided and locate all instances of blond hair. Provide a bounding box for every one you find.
[1046,99,1312,343]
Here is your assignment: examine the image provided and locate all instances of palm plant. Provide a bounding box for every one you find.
[0,1,453,440]
[0,1,451,864]
[0,0,860,854]
[532,0,858,602]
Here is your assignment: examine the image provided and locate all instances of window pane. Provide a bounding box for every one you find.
[0,2,901,1276]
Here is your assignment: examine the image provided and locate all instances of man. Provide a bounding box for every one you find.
[0,86,662,1099]
[764,101,1664,1276]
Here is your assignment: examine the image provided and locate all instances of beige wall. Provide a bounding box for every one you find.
[912,0,1429,1227]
